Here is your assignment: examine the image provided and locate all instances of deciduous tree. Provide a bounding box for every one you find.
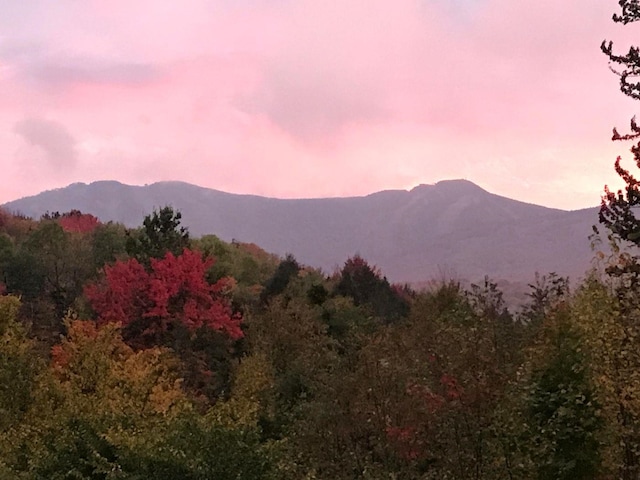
[0,296,41,433]
[61,211,100,233]
[85,249,242,346]
[85,248,243,402]
[525,305,602,480]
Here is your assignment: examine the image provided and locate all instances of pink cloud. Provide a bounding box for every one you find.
[1,0,639,211]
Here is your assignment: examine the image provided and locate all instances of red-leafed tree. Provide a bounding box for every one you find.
[85,248,243,402]
[57,210,100,234]
[85,248,243,348]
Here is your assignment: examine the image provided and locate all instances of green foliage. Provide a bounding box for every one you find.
[0,218,136,349]
[31,417,122,479]
[198,236,278,285]
[126,206,190,264]
[334,255,409,323]
[572,275,640,478]
[320,296,374,346]
[261,254,301,304]
[0,214,129,333]
[598,26,640,475]
[409,283,525,479]
[196,235,279,306]
[2,248,46,300]
[526,306,602,480]
[249,297,337,410]
[1,318,186,478]
[122,414,278,480]
[0,296,41,433]
[91,222,128,269]
[3,221,95,338]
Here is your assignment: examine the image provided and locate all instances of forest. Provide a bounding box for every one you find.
[0,196,636,480]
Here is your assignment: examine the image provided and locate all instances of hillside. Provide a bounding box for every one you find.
[2,179,599,283]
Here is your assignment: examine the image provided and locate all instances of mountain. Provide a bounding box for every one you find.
[2,180,600,283]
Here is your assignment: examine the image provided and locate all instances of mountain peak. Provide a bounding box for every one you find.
[411,179,488,195]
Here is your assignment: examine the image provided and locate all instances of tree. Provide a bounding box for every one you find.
[0,296,41,433]
[195,235,279,307]
[525,305,602,480]
[1,318,187,478]
[600,2,640,246]
[5,221,94,337]
[334,255,409,322]
[571,277,640,478]
[48,319,189,422]
[519,272,570,326]
[260,254,300,304]
[90,222,128,270]
[42,210,100,234]
[85,249,243,346]
[0,315,279,479]
[597,8,640,476]
[85,248,243,402]
[126,206,190,264]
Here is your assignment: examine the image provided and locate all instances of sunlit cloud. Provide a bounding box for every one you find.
[0,0,638,210]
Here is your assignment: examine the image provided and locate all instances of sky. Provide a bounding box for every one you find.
[1,0,639,210]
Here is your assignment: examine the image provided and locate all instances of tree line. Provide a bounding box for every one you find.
[0,198,635,479]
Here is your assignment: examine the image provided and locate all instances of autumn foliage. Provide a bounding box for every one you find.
[85,248,242,346]
[1,180,634,479]
[57,210,100,233]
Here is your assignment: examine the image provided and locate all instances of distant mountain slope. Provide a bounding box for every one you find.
[2,180,599,283]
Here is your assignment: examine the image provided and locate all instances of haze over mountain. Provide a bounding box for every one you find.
[2,180,599,283]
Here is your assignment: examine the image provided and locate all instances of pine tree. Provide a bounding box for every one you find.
[600,1,640,246]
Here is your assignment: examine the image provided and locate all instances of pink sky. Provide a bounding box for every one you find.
[1,0,639,209]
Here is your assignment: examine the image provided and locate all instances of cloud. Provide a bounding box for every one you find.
[14,117,78,170]
[239,0,620,144]
[245,65,387,143]
[0,0,635,209]
[27,58,161,87]
[240,0,427,142]
[0,42,161,88]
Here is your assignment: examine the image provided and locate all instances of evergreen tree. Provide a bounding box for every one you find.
[600,1,640,246]
[126,206,190,264]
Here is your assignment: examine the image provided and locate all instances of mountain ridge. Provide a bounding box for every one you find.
[2,179,599,283]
